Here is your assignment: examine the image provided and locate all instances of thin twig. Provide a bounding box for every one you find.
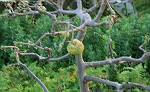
[139,41,148,53]
[86,0,100,13]
[93,0,106,22]
[20,63,49,92]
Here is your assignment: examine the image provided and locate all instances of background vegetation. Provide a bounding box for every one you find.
[0,0,150,91]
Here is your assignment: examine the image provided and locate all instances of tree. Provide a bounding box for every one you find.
[0,0,150,92]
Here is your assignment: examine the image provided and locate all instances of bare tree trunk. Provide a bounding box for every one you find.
[75,54,90,92]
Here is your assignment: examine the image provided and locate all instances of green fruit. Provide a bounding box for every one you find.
[42,6,47,11]
[67,39,84,55]
[62,31,70,38]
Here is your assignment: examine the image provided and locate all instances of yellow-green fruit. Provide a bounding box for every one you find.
[42,6,47,11]
[67,39,84,55]
[62,31,69,38]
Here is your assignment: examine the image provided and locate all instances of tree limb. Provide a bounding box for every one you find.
[86,0,100,13]
[84,52,150,68]
[84,76,150,91]
[93,0,106,22]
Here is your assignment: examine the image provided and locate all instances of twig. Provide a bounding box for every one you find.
[93,0,106,22]
[7,48,49,92]
[86,0,100,13]
[121,82,150,91]
[35,33,52,45]
[44,0,57,9]
[20,63,49,92]
[106,0,116,15]
[84,76,121,89]
[108,37,114,59]
[139,40,149,53]
[14,41,45,50]
[76,0,82,10]
[88,21,109,27]
[7,11,39,16]
[19,52,70,61]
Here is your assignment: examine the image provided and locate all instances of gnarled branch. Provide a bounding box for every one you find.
[84,52,150,68]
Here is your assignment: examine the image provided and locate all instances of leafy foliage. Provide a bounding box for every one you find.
[134,0,150,15]
[0,62,79,92]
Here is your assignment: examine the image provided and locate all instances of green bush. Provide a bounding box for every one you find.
[134,0,150,15]
[109,14,150,75]
[0,14,53,66]
[111,14,150,57]
[0,62,79,92]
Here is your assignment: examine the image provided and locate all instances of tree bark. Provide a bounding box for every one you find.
[75,54,90,92]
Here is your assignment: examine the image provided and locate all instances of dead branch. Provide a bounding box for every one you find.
[84,76,150,91]
[84,51,150,68]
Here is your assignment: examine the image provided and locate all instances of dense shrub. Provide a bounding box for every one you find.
[134,0,150,15]
[109,15,150,75]
[0,62,79,92]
